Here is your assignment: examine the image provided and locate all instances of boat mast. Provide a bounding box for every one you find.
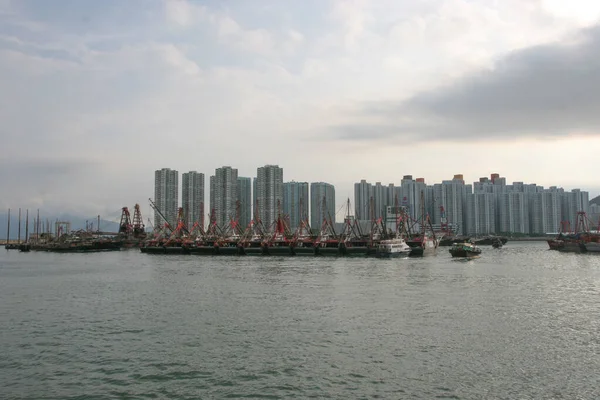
[18,208,21,244]
[6,208,10,246]
[36,209,40,243]
[25,210,29,244]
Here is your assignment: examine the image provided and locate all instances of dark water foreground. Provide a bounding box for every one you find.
[1,242,598,399]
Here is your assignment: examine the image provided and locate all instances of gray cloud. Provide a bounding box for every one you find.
[0,158,101,211]
[333,24,600,141]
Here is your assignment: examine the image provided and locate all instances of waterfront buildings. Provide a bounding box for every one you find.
[310,182,335,230]
[283,181,309,231]
[154,168,178,228]
[255,165,283,230]
[210,166,238,228]
[182,171,205,228]
[151,166,593,236]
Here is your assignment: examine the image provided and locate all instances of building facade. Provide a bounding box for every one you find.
[182,171,205,229]
[154,168,178,228]
[209,166,238,228]
[311,182,335,230]
[283,181,309,231]
[237,177,252,230]
[255,165,284,231]
[466,192,496,235]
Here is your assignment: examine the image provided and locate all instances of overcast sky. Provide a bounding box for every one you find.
[1,0,600,222]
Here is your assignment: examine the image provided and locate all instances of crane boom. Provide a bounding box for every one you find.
[148,198,173,233]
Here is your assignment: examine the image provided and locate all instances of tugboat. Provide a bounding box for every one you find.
[449,242,482,258]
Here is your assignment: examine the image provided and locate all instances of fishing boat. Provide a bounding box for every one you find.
[547,238,564,251]
[406,192,439,257]
[473,235,508,246]
[449,242,482,258]
[407,233,439,256]
[314,218,341,257]
[338,200,370,257]
[290,219,316,256]
[376,237,411,258]
[264,215,294,256]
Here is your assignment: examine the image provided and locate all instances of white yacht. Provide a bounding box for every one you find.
[376,237,411,258]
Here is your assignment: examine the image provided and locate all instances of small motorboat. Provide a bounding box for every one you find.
[449,242,482,258]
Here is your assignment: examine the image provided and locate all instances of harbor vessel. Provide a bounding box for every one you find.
[449,242,482,258]
[376,237,411,258]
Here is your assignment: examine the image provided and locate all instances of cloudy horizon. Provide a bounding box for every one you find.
[1,0,600,222]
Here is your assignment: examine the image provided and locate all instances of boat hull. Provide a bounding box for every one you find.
[265,246,294,256]
[583,242,600,252]
[558,242,586,253]
[449,249,481,258]
[315,247,340,256]
[217,246,242,256]
[376,250,410,258]
[189,246,217,255]
[240,246,265,256]
[293,247,316,256]
[341,246,369,257]
[141,246,188,255]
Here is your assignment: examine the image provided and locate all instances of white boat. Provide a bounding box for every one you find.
[376,237,411,258]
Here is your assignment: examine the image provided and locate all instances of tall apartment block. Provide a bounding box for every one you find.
[466,192,496,235]
[255,165,284,231]
[354,179,372,220]
[182,171,205,229]
[311,182,335,230]
[209,166,238,228]
[154,168,178,228]
[237,177,252,229]
[283,181,309,231]
[433,175,471,235]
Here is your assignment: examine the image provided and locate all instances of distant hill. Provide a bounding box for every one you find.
[0,212,120,240]
[590,195,600,207]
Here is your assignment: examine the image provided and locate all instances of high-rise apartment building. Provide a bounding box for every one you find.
[498,192,529,234]
[283,181,309,231]
[209,166,238,228]
[255,165,284,231]
[400,175,428,227]
[311,182,335,230]
[182,171,205,229]
[154,168,178,228]
[434,175,470,235]
[237,177,252,229]
[354,179,372,220]
[466,192,495,235]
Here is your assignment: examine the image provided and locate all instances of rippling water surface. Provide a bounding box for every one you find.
[1,242,599,399]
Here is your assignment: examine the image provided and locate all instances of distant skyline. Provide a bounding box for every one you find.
[1,0,600,222]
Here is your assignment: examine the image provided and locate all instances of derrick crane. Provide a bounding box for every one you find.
[132,204,145,237]
[118,207,132,234]
[171,207,190,238]
[148,198,173,233]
